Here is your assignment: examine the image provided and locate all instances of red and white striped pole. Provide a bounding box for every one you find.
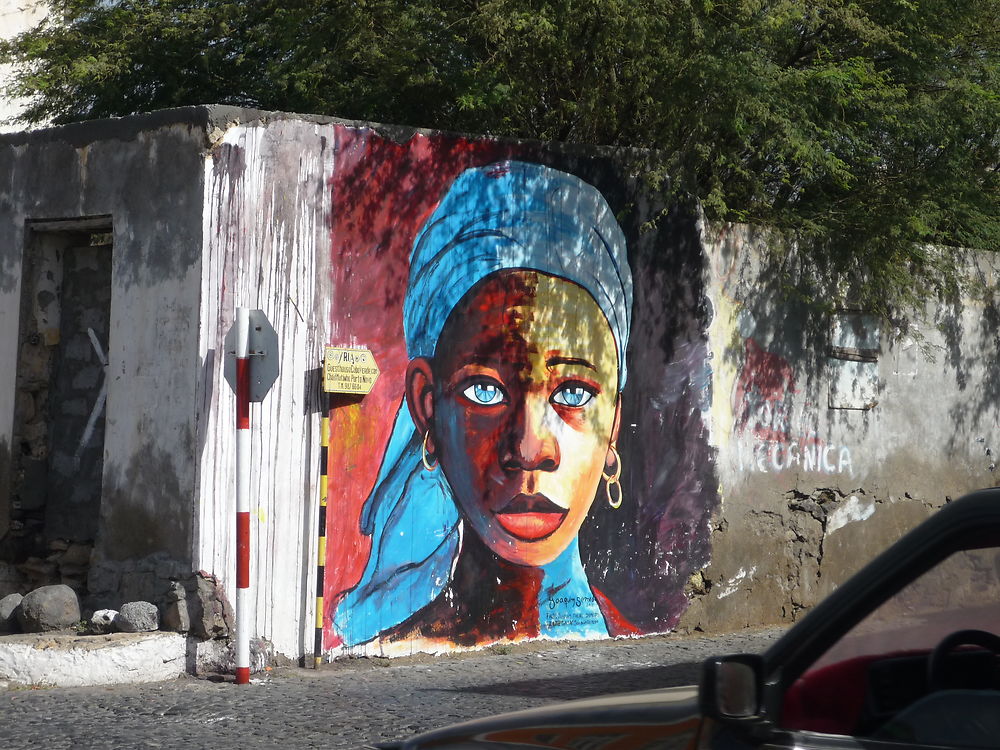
[234,307,252,685]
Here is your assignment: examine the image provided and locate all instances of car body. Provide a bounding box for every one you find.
[378,487,1000,749]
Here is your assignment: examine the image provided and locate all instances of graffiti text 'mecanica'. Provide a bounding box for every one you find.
[737,439,854,476]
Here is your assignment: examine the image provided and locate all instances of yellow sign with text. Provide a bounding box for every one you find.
[323,347,380,394]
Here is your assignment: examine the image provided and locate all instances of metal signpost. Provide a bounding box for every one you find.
[313,346,379,666]
[224,309,278,684]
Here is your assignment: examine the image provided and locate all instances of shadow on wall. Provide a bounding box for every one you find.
[711,224,999,484]
[941,277,1000,459]
[100,442,187,557]
[710,224,830,394]
[591,198,716,632]
[710,225,855,483]
[0,146,21,295]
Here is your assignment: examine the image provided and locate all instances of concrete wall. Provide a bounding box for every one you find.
[680,223,999,632]
[0,111,211,605]
[194,118,332,658]
[2,107,996,663]
[1,108,338,658]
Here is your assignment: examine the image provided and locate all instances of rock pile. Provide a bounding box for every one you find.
[0,571,235,641]
[89,608,116,634]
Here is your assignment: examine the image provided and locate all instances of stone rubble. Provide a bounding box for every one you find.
[188,571,234,640]
[8,540,94,596]
[0,563,24,599]
[16,584,80,632]
[113,601,159,633]
[87,608,117,635]
[16,557,58,591]
[0,572,236,638]
[0,593,22,631]
[0,571,252,676]
[159,581,189,633]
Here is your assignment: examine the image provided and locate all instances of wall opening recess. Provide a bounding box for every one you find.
[4,216,113,596]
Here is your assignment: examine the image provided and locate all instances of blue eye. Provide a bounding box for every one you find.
[462,381,506,406]
[551,384,595,407]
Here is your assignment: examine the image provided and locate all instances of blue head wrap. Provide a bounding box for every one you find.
[335,161,633,646]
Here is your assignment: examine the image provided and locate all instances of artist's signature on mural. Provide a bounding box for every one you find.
[546,595,597,610]
[544,614,602,628]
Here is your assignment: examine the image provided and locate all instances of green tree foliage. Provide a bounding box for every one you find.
[3,1,998,312]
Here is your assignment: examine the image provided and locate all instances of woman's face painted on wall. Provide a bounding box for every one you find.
[408,270,621,567]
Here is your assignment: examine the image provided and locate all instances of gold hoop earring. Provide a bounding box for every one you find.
[603,444,622,509]
[421,430,438,472]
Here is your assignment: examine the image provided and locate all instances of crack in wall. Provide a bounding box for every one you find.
[684,488,900,626]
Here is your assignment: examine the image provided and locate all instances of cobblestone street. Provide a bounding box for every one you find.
[0,628,783,749]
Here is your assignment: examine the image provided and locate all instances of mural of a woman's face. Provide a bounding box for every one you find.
[406,269,621,567]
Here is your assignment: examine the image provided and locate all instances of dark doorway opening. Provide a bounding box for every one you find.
[4,217,113,595]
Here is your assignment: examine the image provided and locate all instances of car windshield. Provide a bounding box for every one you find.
[816,547,1000,668]
[781,546,1000,746]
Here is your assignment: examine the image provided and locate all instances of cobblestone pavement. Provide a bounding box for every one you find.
[0,627,785,750]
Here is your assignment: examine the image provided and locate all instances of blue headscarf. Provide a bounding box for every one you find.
[335,161,633,646]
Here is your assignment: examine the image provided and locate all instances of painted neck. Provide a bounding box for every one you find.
[536,539,608,639]
[449,533,607,641]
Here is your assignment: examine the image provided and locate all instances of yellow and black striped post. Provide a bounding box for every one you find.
[313,393,330,667]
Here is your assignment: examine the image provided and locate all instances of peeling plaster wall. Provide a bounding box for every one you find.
[2,110,337,658]
[195,118,332,659]
[682,222,1000,633]
[0,112,210,606]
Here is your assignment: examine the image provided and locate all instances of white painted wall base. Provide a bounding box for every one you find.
[0,632,187,687]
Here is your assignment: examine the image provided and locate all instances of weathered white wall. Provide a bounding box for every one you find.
[680,222,999,632]
[2,109,337,660]
[196,120,332,659]
[0,113,213,606]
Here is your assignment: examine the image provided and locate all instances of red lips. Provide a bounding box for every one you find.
[494,493,568,541]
